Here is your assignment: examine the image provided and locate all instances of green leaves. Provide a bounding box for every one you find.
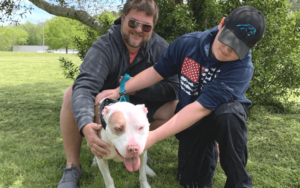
[154,0,196,43]
[44,16,83,53]
[0,26,28,51]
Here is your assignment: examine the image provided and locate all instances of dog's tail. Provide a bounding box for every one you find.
[146,165,156,177]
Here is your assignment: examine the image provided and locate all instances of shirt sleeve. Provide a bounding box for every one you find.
[72,38,111,136]
[153,38,182,78]
[197,62,253,110]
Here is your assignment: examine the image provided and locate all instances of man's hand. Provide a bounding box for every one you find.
[82,123,111,159]
[94,89,120,105]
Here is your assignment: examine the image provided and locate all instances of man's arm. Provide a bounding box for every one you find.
[72,37,111,135]
[145,101,212,150]
[133,74,179,102]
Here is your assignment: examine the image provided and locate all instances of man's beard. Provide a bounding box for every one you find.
[121,29,149,48]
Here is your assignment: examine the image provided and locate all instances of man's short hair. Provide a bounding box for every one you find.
[122,0,159,25]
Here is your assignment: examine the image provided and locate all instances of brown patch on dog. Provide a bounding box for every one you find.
[108,111,126,134]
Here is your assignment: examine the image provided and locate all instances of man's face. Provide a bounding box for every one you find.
[121,9,154,49]
[211,25,240,62]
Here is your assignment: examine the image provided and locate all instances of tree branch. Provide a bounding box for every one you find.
[28,0,103,30]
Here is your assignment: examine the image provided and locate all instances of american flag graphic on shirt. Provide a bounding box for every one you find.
[180,57,220,96]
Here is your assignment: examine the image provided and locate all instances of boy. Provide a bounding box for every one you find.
[99,5,266,188]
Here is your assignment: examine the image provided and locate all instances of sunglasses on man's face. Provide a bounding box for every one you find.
[124,15,153,33]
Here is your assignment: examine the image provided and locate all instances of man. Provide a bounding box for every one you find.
[57,0,179,187]
[99,5,266,188]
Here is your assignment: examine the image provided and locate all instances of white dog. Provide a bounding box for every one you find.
[93,100,156,188]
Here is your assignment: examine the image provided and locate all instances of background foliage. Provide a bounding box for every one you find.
[0,26,28,51]
[44,17,84,54]
[1,0,300,108]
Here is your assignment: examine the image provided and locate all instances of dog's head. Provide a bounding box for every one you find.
[102,102,149,171]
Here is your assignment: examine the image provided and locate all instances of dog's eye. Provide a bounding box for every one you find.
[139,127,144,131]
[114,128,122,132]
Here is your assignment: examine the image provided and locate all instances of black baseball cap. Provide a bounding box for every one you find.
[218,5,266,60]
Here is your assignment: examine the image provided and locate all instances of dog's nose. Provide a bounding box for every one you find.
[127,144,139,155]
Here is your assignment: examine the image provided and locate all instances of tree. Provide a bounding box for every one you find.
[59,10,118,80]
[0,0,122,30]
[74,11,119,60]
[0,26,28,51]
[289,0,300,11]
[0,0,33,25]
[154,0,196,43]
[44,16,83,53]
[17,21,43,45]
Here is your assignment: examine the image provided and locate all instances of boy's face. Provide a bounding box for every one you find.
[211,20,240,62]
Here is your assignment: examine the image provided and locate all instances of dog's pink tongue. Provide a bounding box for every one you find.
[123,156,140,172]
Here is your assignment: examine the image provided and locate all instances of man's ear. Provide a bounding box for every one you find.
[121,13,124,22]
[218,17,226,30]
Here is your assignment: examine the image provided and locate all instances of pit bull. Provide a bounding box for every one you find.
[93,99,156,188]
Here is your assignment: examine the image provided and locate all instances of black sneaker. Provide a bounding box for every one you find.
[57,163,82,188]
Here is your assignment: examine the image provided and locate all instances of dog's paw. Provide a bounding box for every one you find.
[145,165,156,177]
[140,181,151,188]
[91,156,97,166]
[106,185,115,188]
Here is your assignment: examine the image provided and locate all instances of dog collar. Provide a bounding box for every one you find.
[99,98,118,130]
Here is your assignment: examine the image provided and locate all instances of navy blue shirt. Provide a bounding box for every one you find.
[154,26,253,128]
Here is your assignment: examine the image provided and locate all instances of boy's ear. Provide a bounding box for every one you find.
[221,17,225,26]
[218,17,226,30]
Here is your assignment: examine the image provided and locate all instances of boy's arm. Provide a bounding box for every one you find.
[145,101,212,150]
[95,67,164,102]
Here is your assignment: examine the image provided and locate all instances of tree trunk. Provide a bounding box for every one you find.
[66,45,68,54]
[28,0,103,30]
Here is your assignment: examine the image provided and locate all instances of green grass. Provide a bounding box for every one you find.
[0,51,300,188]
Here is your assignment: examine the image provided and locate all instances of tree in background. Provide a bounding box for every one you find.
[0,26,28,51]
[289,0,300,11]
[0,0,33,25]
[59,10,118,80]
[0,0,120,30]
[74,10,119,61]
[44,16,83,53]
[154,0,195,43]
[17,21,43,45]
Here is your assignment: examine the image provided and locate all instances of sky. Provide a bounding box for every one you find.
[20,3,54,24]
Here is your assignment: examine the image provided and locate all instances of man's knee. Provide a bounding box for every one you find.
[61,86,73,116]
[63,86,73,103]
[153,100,178,121]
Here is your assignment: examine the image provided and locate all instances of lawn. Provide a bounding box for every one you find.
[0,51,299,188]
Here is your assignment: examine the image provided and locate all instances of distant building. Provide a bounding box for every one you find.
[13,45,78,54]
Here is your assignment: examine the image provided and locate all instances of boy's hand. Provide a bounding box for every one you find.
[144,131,158,151]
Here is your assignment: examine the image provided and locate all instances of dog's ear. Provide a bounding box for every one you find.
[135,104,148,114]
[102,106,111,116]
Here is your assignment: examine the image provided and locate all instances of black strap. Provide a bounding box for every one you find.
[99,98,118,129]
